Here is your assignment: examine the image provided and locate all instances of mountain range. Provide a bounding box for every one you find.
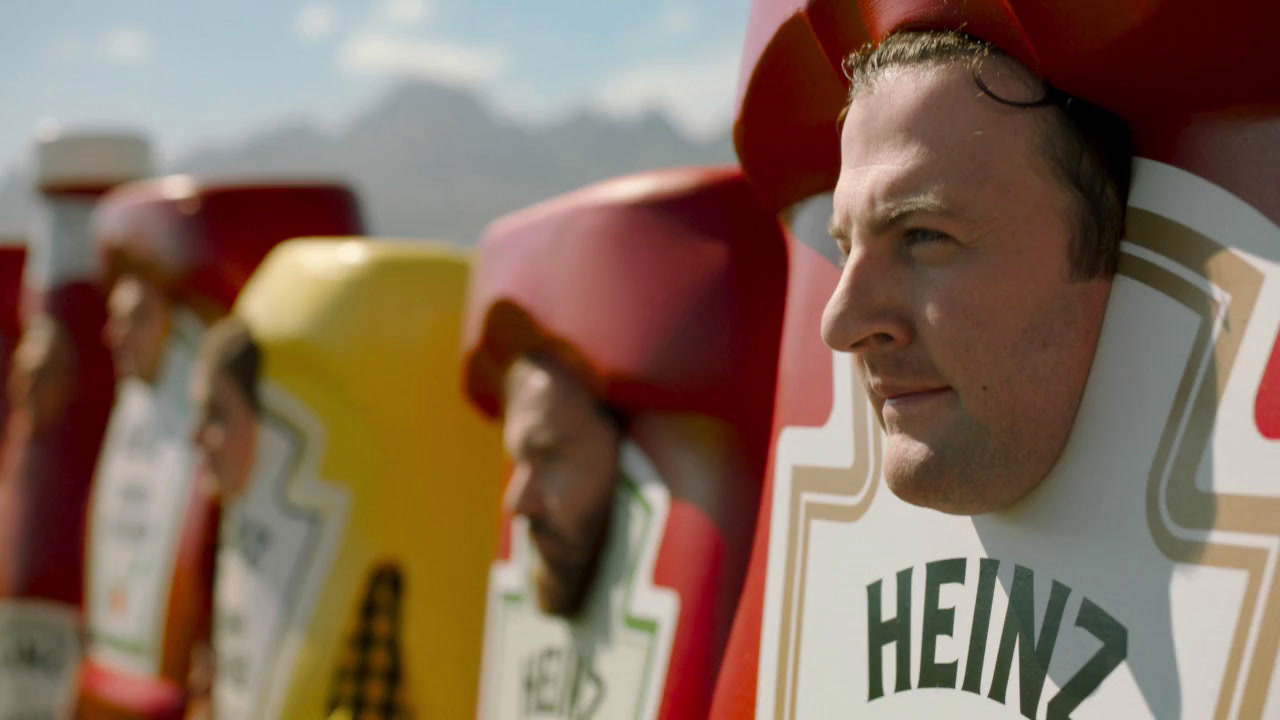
[0,80,737,245]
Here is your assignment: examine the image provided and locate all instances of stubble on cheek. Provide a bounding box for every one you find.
[870,312,1050,512]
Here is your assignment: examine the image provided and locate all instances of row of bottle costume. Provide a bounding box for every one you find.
[2,1,1279,711]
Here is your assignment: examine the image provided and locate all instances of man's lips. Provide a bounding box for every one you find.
[871,382,952,402]
[877,386,953,419]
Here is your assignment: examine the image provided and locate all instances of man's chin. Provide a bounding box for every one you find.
[882,435,1043,516]
[528,507,612,619]
[882,436,974,514]
[533,563,591,618]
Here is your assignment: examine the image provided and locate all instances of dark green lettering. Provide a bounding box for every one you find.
[572,659,605,720]
[522,653,537,716]
[867,567,913,700]
[1046,598,1128,719]
[560,645,576,715]
[987,565,1071,718]
[537,647,560,712]
[919,558,967,689]
[961,558,1000,694]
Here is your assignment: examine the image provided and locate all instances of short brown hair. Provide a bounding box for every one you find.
[196,316,262,413]
[842,30,1131,279]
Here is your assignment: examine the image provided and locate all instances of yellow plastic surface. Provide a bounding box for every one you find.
[234,238,502,718]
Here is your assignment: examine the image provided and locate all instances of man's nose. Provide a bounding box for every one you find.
[820,248,912,354]
[503,465,545,518]
[103,317,129,352]
[102,319,120,351]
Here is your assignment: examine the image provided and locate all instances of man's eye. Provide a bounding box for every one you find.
[903,228,951,246]
[533,446,562,464]
[827,232,851,265]
[208,404,229,425]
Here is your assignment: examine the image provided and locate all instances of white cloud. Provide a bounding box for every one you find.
[339,32,506,86]
[296,3,340,42]
[382,0,434,25]
[590,51,739,140]
[100,25,153,65]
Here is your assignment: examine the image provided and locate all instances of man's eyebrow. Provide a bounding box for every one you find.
[520,427,563,455]
[867,194,952,235]
[829,193,954,244]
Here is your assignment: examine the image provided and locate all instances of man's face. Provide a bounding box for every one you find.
[503,358,619,617]
[105,275,172,383]
[191,364,258,502]
[9,317,73,432]
[822,61,1112,515]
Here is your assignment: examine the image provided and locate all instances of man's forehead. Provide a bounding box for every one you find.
[504,356,596,411]
[835,62,1044,223]
[831,151,959,236]
[848,53,1042,114]
[108,277,143,310]
[108,275,163,314]
[189,369,214,408]
[504,358,553,404]
[502,358,597,448]
[844,65,1027,158]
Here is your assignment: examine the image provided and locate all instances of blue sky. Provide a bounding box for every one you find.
[0,0,751,171]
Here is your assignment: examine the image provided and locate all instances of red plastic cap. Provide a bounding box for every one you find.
[736,0,1280,210]
[0,247,26,338]
[462,166,788,424]
[93,176,364,317]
